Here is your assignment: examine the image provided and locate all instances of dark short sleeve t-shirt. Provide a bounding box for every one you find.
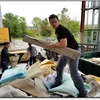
[1,47,15,63]
[55,25,79,50]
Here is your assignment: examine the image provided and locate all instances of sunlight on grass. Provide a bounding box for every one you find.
[14,34,79,42]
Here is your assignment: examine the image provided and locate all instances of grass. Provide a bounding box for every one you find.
[13,38,22,40]
[33,35,44,40]
[13,34,79,42]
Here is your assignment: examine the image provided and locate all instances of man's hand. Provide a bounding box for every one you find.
[15,54,17,57]
[47,38,67,49]
[47,44,55,50]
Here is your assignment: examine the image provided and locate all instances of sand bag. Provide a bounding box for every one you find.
[10,55,19,68]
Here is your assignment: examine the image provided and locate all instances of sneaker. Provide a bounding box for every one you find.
[51,81,62,88]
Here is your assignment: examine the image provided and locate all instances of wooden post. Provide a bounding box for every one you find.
[79,1,86,43]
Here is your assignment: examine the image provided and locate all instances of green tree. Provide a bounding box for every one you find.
[3,13,27,38]
[32,17,41,34]
[26,29,35,37]
[84,25,98,41]
[19,17,27,37]
[57,8,80,35]
[40,18,52,37]
[57,8,70,27]
[68,20,80,34]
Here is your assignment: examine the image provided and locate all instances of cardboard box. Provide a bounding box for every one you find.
[23,35,80,59]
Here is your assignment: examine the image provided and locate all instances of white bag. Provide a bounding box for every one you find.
[10,55,19,68]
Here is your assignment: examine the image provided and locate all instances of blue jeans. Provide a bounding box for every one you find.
[56,48,87,96]
[1,62,8,73]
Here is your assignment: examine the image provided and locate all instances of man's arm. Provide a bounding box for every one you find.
[4,49,16,57]
[34,47,38,54]
[47,38,67,49]
[35,49,37,54]
[54,38,67,48]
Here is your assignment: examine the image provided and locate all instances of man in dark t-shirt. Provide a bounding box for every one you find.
[47,14,88,97]
[1,42,17,72]
[56,25,79,50]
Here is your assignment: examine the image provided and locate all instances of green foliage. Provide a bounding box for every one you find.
[32,17,41,32]
[57,8,80,35]
[34,34,44,40]
[3,13,27,38]
[19,17,27,37]
[40,29,52,37]
[40,18,52,37]
[84,25,98,41]
[40,18,48,30]
[26,29,35,37]
[58,8,69,28]
[68,20,80,34]
[93,31,97,40]
[2,7,81,39]
[58,8,70,20]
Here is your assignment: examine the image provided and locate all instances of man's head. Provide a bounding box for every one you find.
[49,14,59,29]
[4,42,10,48]
[28,43,32,47]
